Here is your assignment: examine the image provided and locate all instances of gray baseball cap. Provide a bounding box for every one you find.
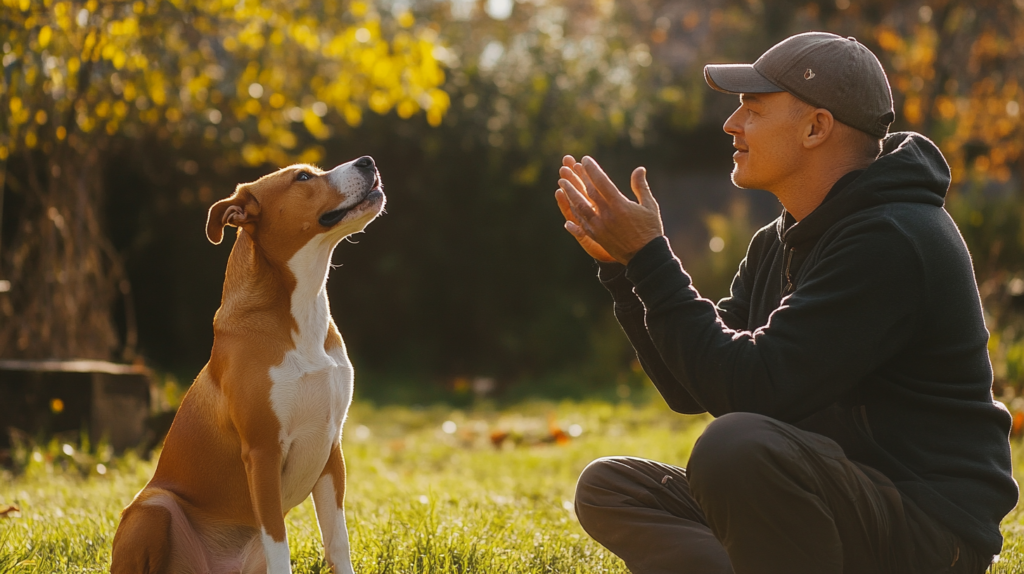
[704,32,894,138]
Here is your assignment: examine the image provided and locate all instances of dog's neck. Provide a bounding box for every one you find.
[215,230,338,346]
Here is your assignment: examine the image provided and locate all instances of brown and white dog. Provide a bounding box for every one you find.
[110,157,384,574]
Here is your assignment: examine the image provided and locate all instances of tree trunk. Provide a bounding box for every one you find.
[0,144,133,361]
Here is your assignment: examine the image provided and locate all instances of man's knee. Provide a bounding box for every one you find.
[574,456,631,531]
[688,412,782,501]
[575,457,622,507]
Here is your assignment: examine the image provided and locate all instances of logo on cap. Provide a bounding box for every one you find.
[804,68,815,80]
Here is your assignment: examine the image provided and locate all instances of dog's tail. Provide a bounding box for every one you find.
[111,488,211,574]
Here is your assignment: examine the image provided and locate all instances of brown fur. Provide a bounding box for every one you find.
[111,162,382,574]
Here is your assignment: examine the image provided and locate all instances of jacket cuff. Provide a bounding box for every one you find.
[625,236,694,303]
[596,260,637,303]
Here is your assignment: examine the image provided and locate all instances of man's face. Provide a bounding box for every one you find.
[723,92,807,192]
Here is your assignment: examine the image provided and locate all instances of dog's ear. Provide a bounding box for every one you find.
[206,187,259,245]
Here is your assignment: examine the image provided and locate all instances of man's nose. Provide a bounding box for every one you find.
[723,106,743,136]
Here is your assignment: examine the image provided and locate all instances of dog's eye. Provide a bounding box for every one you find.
[296,171,312,182]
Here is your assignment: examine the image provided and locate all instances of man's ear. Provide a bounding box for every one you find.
[804,108,835,150]
[206,187,259,245]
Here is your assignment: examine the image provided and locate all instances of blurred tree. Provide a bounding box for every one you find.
[0,0,447,360]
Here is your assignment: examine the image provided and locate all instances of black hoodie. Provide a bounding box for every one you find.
[599,132,1018,556]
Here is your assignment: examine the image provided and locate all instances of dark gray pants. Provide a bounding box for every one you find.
[575,412,989,574]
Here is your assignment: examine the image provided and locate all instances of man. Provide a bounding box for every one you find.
[555,32,1017,574]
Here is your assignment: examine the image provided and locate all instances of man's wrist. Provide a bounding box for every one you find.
[623,236,668,270]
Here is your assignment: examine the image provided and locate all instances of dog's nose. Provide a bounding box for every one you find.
[354,156,375,170]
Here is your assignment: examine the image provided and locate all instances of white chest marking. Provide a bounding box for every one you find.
[268,238,353,511]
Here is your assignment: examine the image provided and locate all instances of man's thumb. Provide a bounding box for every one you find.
[631,167,657,207]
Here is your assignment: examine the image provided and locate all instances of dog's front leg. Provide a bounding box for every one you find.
[312,440,354,574]
[242,444,292,574]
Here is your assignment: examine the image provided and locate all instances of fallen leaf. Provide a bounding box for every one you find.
[0,504,21,518]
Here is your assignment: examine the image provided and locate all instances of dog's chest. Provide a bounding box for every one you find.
[268,333,353,511]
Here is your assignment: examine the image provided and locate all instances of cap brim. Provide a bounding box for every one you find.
[704,64,783,94]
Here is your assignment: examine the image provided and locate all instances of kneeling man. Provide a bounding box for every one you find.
[555,32,1016,574]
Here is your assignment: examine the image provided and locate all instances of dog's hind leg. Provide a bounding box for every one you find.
[312,441,354,574]
[111,494,174,574]
[111,489,212,574]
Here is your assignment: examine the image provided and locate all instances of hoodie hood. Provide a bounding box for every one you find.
[782,131,951,248]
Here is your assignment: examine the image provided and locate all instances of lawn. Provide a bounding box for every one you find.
[0,397,1021,573]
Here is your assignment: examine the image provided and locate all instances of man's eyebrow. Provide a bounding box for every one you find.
[740,93,761,106]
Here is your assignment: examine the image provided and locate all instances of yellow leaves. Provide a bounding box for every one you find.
[0,146,7,160]
[396,99,417,119]
[426,88,450,127]
[277,130,297,150]
[241,144,264,166]
[289,23,320,51]
[38,26,53,48]
[83,30,97,57]
[903,96,922,125]
[122,82,137,102]
[3,0,449,167]
[343,103,362,127]
[149,79,166,106]
[935,96,957,120]
[303,109,331,139]
[369,90,392,115]
[398,12,415,28]
[257,118,274,137]
[297,145,324,165]
[876,27,903,52]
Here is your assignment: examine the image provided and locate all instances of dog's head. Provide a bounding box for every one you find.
[206,156,385,258]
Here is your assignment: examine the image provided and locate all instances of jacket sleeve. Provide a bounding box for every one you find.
[597,261,706,414]
[625,220,922,422]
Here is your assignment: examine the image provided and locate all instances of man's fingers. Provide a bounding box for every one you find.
[630,167,658,208]
[559,165,588,201]
[564,220,584,237]
[554,189,578,223]
[572,163,610,212]
[582,156,627,203]
[559,178,597,220]
[562,155,577,168]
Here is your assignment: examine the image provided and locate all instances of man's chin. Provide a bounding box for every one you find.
[730,168,754,190]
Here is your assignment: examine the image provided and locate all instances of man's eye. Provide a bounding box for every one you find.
[296,171,312,181]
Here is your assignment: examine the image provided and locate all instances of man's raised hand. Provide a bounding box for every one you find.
[555,155,616,263]
[557,155,664,265]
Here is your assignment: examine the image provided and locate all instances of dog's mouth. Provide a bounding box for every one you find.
[318,180,384,228]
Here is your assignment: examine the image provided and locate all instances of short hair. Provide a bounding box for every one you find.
[789,96,881,161]
[840,122,883,161]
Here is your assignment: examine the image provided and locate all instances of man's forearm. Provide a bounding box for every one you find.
[598,261,706,414]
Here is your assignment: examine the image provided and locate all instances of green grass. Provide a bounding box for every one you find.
[0,398,1021,573]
